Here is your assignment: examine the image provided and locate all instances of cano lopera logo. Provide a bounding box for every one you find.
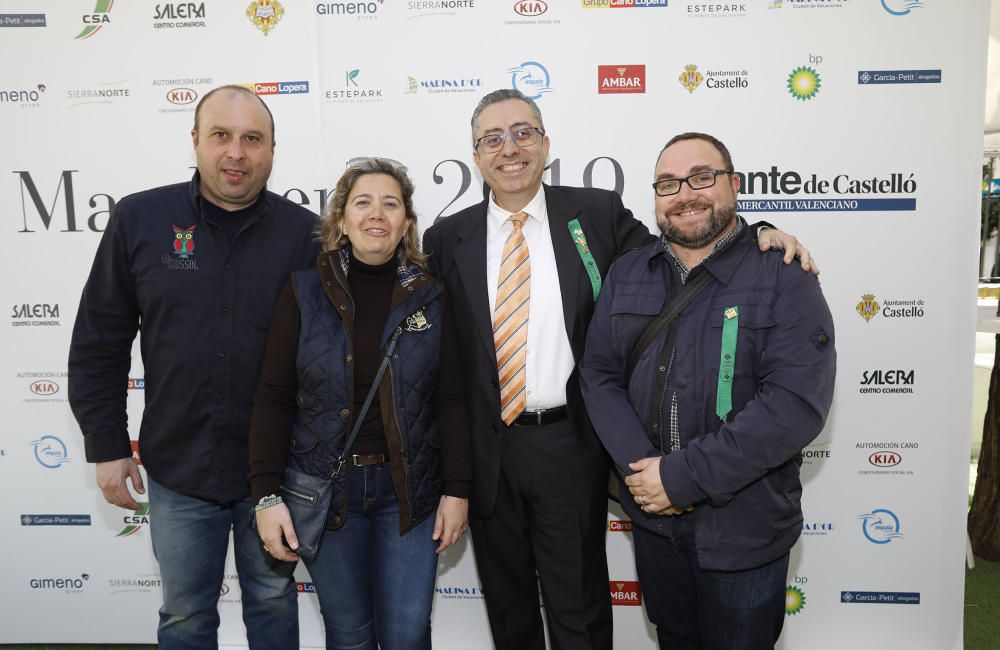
[607,520,632,532]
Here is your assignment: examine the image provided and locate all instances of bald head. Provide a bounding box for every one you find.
[193,84,275,142]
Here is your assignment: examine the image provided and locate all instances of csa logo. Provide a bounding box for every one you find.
[246,0,284,36]
[856,294,880,321]
[609,581,642,606]
[117,502,150,537]
[787,66,820,100]
[75,0,113,39]
[679,64,704,93]
[173,225,196,258]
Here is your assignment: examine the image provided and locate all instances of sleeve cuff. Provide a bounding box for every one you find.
[442,480,471,499]
[660,450,703,508]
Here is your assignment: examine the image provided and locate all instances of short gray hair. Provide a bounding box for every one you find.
[470,89,545,147]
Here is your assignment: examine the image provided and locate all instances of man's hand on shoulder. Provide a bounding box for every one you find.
[758,227,820,276]
[96,457,145,511]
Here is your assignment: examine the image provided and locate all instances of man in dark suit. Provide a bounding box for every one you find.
[422,89,814,650]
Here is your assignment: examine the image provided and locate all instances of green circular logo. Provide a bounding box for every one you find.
[786,585,806,615]
[787,66,821,100]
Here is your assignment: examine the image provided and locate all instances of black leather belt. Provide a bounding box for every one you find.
[351,453,387,466]
[513,406,568,427]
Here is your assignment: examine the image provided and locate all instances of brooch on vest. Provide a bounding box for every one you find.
[405,309,432,332]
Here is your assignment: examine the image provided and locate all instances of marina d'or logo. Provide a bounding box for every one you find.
[246,0,284,35]
[787,66,820,100]
[785,585,806,615]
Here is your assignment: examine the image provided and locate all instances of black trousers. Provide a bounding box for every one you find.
[470,418,612,650]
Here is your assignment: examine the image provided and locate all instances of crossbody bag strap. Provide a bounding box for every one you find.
[625,270,714,385]
[331,326,403,477]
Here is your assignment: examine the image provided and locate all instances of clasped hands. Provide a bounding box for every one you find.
[624,457,692,516]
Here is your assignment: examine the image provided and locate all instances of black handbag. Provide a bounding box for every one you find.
[279,327,402,560]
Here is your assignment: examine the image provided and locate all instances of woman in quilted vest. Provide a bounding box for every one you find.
[248,157,470,649]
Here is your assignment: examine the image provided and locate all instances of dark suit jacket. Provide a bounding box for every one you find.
[423,184,653,518]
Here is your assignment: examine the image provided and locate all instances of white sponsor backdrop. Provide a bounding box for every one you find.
[0,0,988,648]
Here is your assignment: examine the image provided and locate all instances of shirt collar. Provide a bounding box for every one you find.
[487,184,546,228]
[188,170,270,222]
[649,215,751,285]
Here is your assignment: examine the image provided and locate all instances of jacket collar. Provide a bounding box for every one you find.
[646,215,753,286]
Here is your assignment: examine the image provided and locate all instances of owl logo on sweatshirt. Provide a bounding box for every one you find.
[172,225,196,259]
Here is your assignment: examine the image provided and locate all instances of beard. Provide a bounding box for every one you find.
[659,200,737,249]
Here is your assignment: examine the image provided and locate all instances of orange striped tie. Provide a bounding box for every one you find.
[494,212,530,425]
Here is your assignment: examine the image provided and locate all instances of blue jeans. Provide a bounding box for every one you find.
[633,521,789,650]
[305,462,439,650]
[148,478,298,650]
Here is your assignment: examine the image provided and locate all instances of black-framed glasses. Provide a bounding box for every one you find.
[652,169,732,196]
[474,127,545,153]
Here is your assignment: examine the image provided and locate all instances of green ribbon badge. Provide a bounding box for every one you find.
[568,218,602,301]
[716,306,739,422]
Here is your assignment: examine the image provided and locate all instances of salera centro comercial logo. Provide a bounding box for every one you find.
[75,0,113,39]
[609,581,642,606]
[32,435,70,468]
[856,294,925,322]
[858,508,903,544]
[246,0,284,35]
[509,61,554,100]
[117,502,151,537]
[859,369,914,395]
[598,65,645,94]
[11,303,60,327]
[153,2,207,29]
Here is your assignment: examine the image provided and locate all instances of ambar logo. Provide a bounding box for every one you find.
[610,581,642,605]
[598,65,645,94]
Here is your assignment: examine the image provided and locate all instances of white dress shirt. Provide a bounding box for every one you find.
[486,186,575,410]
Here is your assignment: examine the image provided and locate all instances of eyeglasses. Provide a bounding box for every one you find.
[474,127,545,153]
[652,169,732,196]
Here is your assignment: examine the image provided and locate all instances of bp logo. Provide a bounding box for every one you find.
[787,66,821,100]
[786,585,806,615]
[117,502,150,537]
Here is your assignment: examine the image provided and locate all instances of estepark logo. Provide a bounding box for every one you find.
[686,1,745,17]
[598,65,646,94]
[75,0,113,39]
[243,81,310,96]
[327,69,384,103]
[609,581,642,606]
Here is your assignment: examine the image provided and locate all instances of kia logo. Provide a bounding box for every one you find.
[514,0,547,17]
[167,87,197,105]
[29,380,59,396]
[869,451,901,467]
